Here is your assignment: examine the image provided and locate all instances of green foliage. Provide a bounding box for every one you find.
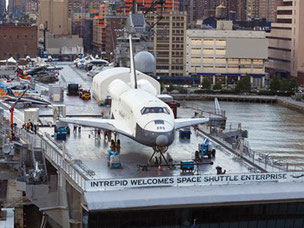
[243,76,251,93]
[270,77,298,93]
[201,78,211,89]
[269,77,280,92]
[234,81,242,94]
[279,79,290,91]
[178,87,188,94]
[213,82,222,90]
[235,76,251,93]
[288,79,298,92]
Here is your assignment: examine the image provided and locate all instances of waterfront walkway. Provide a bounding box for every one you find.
[172,94,277,103]
[172,94,304,113]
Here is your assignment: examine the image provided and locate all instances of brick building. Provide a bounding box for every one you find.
[0,25,38,60]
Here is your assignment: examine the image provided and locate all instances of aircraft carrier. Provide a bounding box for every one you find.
[1,63,304,227]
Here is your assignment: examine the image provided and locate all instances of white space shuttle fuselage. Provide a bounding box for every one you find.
[109,79,175,147]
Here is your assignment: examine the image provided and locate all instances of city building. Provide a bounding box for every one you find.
[0,0,5,20]
[147,11,187,77]
[0,24,38,59]
[37,0,72,37]
[186,21,268,88]
[8,0,26,18]
[25,0,38,14]
[259,0,283,22]
[247,0,259,19]
[236,0,247,21]
[46,34,84,58]
[92,3,106,54]
[266,0,304,84]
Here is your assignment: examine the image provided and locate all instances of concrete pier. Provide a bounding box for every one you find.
[172,94,277,103]
[173,94,304,113]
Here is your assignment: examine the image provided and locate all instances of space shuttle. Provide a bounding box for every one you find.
[60,35,209,148]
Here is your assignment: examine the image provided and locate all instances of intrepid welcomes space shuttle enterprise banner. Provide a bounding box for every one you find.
[85,172,304,192]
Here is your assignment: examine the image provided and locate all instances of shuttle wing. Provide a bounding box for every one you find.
[174,118,209,129]
[59,117,133,137]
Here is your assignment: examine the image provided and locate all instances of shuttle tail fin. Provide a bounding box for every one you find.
[129,34,137,89]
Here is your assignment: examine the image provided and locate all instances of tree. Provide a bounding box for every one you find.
[213,82,222,90]
[234,76,251,93]
[279,79,290,91]
[269,77,280,93]
[201,77,211,89]
[289,79,298,92]
[242,76,251,93]
[234,80,244,94]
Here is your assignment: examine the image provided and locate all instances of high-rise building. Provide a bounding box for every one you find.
[247,0,259,19]
[0,0,5,19]
[187,0,220,23]
[146,11,187,76]
[259,0,283,22]
[266,0,304,84]
[92,3,107,53]
[37,0,72,37]
[25,0,38,15]
[236,0,247,21]
[226,0,238,13]
[8,0,27,18]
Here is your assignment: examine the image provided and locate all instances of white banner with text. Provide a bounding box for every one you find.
[85,172,304,192]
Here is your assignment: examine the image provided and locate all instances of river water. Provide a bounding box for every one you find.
[185,101,304,166]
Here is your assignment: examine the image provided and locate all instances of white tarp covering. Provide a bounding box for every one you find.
[92,67,160,102]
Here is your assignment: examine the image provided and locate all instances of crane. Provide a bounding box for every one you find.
[144,0,165,32]
[9,85,30,140]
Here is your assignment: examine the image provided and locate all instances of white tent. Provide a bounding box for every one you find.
[0,57,17,64]
[92,67,160,102]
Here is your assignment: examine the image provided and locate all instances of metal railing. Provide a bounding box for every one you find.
[182,102,226,118]
[197,126,304,173]
[16,128,88,190]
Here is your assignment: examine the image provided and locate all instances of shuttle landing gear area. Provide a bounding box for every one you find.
[147,146,173,169]
[138,146,214,173]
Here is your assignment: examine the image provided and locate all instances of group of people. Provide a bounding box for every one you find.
[73,125,81,134]
[110,139,121,153]
[22,119,37,134]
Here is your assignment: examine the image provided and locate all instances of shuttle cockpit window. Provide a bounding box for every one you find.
[141,107,171,115]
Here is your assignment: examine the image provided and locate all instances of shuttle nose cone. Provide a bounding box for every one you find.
[156,135,169,146]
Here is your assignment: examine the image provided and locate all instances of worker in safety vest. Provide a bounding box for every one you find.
[26,120,31,131]
[101,109,105,118]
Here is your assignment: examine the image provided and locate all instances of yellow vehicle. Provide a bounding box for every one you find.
[79,89,91,100]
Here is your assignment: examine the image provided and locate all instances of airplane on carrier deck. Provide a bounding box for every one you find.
[60,35,209,158]
[0,82,51,106]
